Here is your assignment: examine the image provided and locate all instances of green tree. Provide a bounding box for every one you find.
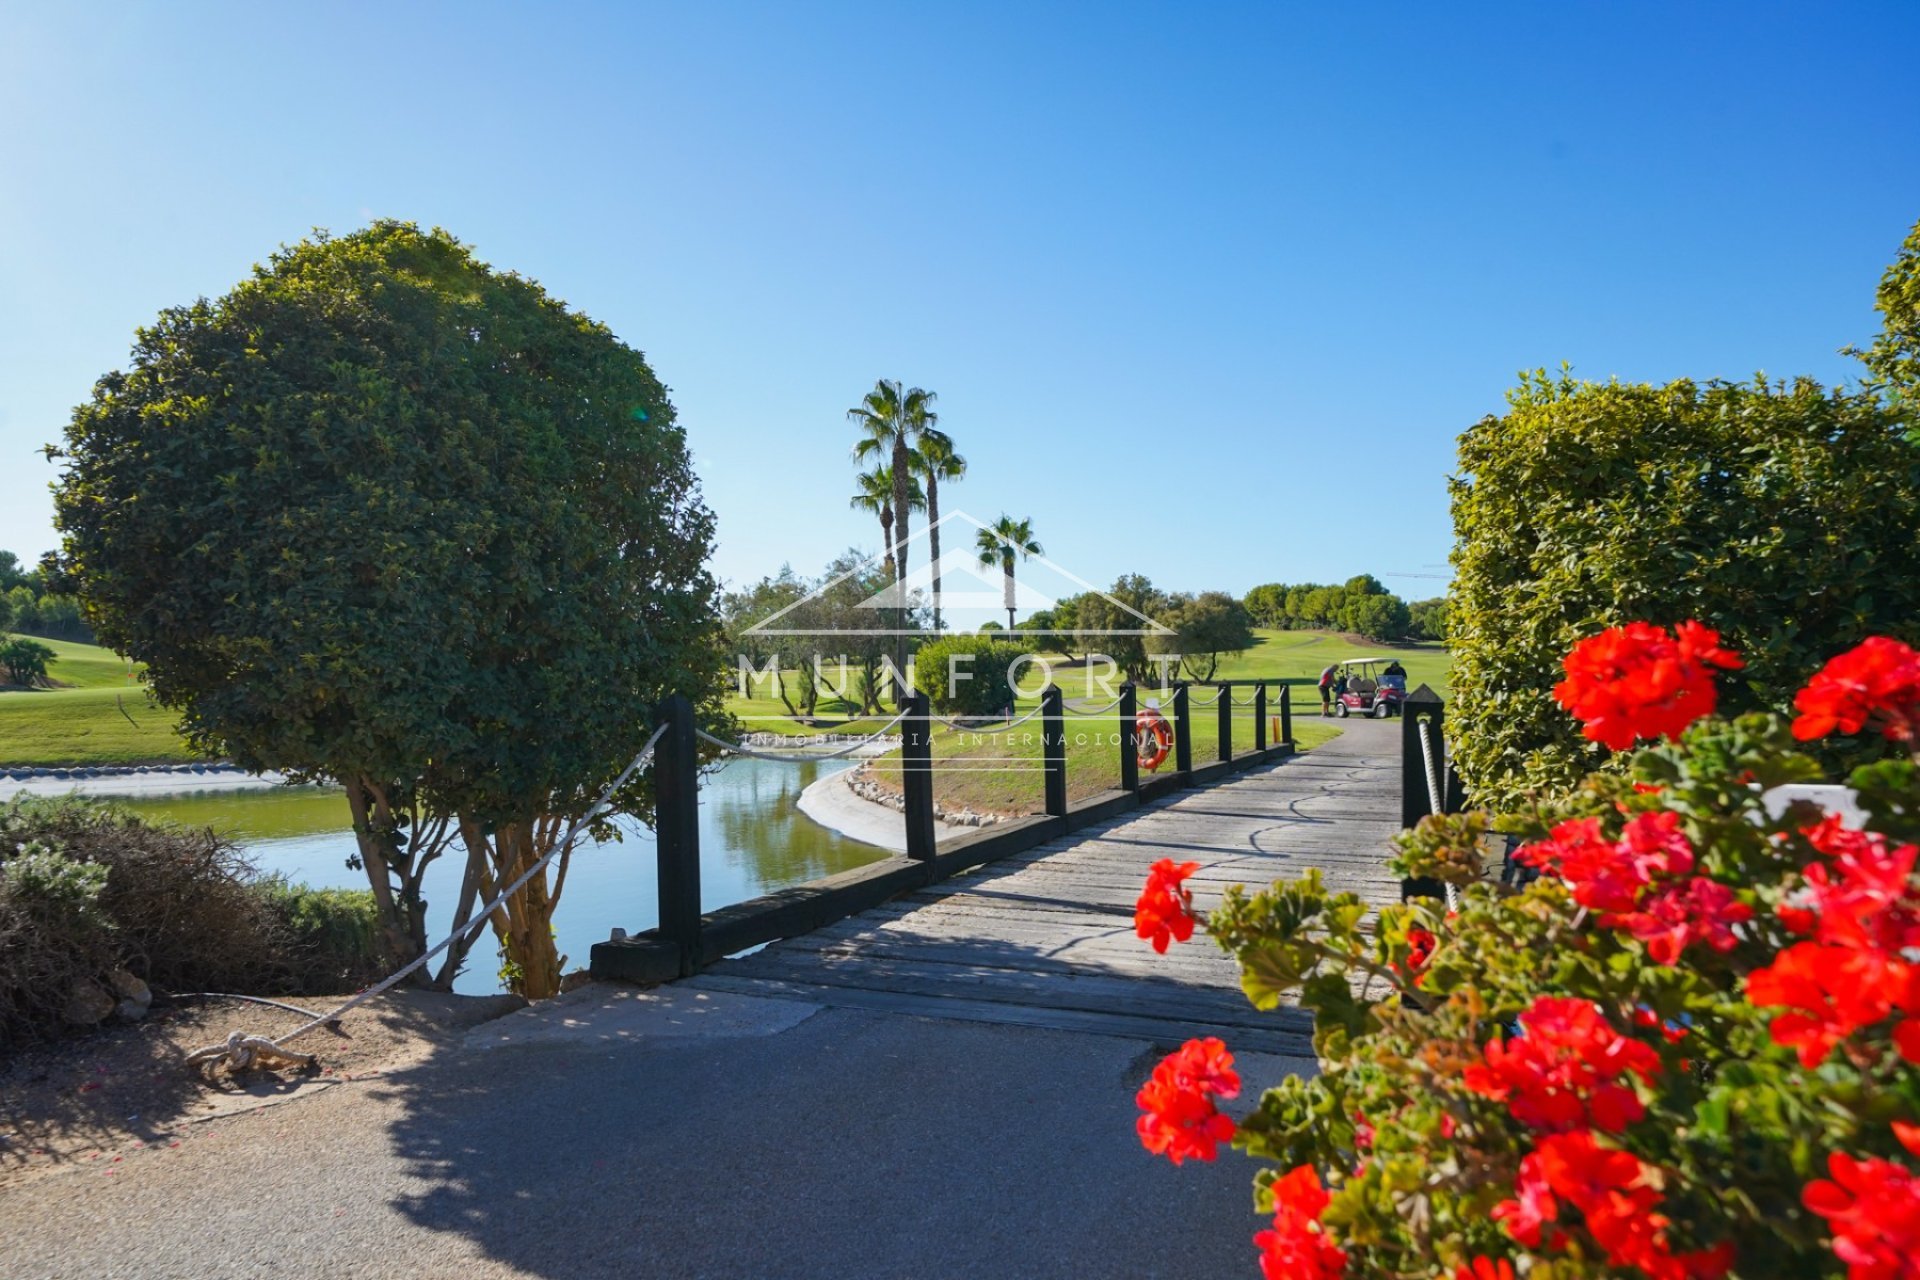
[1340,591,1410,641]
[1449,368,1920,810]
[849,466,902,578]
[51,222,726,998]
[5,587,40,636]
[1076,573,1167,683]
[0,637,54,686]
[1242,583,1287,629]
[1153,590,1257,680]
[974,514,1043,631]
[848,379,938,590]
[911,429,966,630]
[1857,214,1920,405]
[0,589,12,635]
[0,551,28,593]
[1407,596,1448,642]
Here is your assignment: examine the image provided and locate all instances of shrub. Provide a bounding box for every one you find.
[0,846,121,1046]
[0,637,55,686]
[1126,624,1920,1280]
[0,797,382,1045]
[1449,370,1920,811]
[254,879,384,993]
[912,635,1035,716]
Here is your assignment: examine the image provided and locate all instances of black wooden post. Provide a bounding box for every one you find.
[1172,682,1193,775]
[1117,681,1139,793]
[654,693,702,976]
[1280,682,1293,746]
[1041,685,1067,817]
[1253,682,1267,751]
[902,691,937,861]
[1401,683,1447,902]
[1217,683,1232,762]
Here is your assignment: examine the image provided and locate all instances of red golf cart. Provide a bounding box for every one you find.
[1333,657,1408,718]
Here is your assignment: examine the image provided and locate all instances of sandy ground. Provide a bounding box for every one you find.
[794,767,966,851]
[0,990,524,1191]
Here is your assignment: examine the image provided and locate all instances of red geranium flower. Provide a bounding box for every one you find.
[1506,1132,1734,1280]
[1455,1259,1517,1280]
[1803,1148,1920,1280]
[1554,621,1743,751]
[1254,1164,1347,1280]
[1746,941,1913,1068]
[1135,858,1202,953]
[1610,876,1753,965]
[1399,927,1438,987]
[1464,997,1660,1133]
[1135,1037,1239,1165]
[1792,636,1920,743]
[1781,819,1920,954]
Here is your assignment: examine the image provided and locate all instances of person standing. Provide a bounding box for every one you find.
[1318,664,1338,715]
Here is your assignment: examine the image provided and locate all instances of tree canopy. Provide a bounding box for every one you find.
[52,222,725,994]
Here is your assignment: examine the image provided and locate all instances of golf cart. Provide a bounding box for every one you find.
[1333,657,1407,718]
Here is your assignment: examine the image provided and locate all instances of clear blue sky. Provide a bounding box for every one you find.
[2,2,1916,603]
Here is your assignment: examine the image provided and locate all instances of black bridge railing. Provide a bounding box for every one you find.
[1399,684,1466,902]
[593,679,1301,984]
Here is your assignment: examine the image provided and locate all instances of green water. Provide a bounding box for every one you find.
[112,757,887,993]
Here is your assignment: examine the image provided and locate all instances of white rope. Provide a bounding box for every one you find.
[695,709,909,762]
[932,702,1048,731]
[186,721,672,1071]
[1067,695,1127,716]
[1417,718,1445,817]
[1190,688,1225,707]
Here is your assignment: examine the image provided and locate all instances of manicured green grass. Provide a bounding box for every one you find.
[859,713,1343,818]
[0,638,199,766]
[0,685,197,766]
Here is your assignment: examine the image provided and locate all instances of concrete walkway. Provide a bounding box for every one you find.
[0,722,1403,1280]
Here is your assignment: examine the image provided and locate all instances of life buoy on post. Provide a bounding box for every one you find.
[1136,703,1174,772]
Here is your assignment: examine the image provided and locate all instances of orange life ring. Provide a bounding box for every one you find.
[1136,707,1174,771]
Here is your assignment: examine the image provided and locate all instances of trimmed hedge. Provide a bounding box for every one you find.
[1448,371,1920,810]
[912,635,1035,716]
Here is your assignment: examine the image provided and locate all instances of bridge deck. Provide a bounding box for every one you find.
[686,719,1402,1057]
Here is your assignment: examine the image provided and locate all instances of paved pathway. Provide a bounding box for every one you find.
[0,721,1402,1280]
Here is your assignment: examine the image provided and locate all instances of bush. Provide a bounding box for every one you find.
[1449,370,1920,811]
[912,635,1035,716]
[0,636,55,686]
[254,879,384,993]
[0,797,383,1045]
[1125,626,1920,1280]
[0,846,120,1046]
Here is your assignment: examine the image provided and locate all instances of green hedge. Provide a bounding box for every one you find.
[912,635,1035,716]
[1448,371,1920,810]
[253,879,385,993]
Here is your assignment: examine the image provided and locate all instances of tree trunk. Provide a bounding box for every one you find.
[927,475,943,630]
[892,438,911,681]
[466,818,568,1000]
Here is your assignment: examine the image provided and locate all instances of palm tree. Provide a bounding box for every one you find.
[911,428,967,630]
[975,515,1043,631]
[850,467,898,578]
[849,379,938,589]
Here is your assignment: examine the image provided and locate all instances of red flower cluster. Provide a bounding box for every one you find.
[1464,997,1660,1133]
[1515,813,1751,965]
[1455,1260,1517,1280]
[1748,819,1920,1067]
[1399,927,1438,987]
[1135,1037,1239,1165]
[1802,1124,1920,1280]
[1792,636,1920,743]
[1135,858,1201,953]
[1253,1164,1347,1280]
[1553,621,1743,751]
[1493,1132,1733,1279]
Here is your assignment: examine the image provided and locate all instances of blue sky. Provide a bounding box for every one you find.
[2,2,1916,604]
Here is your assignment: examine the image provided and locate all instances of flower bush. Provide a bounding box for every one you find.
[1131,626,1920,1280]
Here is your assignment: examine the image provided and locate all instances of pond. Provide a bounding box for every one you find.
[110,758,885,994]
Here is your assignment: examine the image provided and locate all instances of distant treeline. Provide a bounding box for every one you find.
[1242,575,1446,643]
[0,550,92,643]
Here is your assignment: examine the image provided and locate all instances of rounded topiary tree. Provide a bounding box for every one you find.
[52,222,727,996]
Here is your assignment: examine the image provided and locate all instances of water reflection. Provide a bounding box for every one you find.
[110,757,887,993]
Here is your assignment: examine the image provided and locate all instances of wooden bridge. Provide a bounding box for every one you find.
[594,683,1439,1045]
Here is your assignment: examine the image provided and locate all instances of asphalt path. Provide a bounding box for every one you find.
[0,988,1313,1279]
